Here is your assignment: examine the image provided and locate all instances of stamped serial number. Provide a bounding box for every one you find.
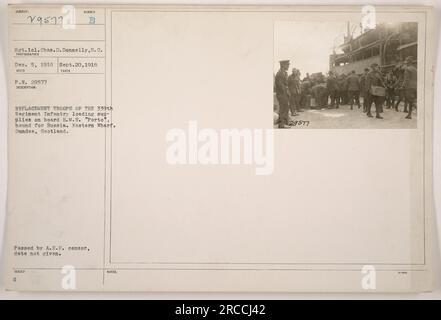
[291,120,310,127]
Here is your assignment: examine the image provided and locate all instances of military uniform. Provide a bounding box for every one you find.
[300,79,312,108]
[402,59,417,119]
[287,73,301,115]
[359,70,370,112]
[393,66,407,112]
[346,73,361,109]
[326,75,339,108]
[365,67,385,118]
[337,75,347,105]
[385,72,397,109]
[275,62,290,128]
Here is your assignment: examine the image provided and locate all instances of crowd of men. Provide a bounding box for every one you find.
[274,56,417,128]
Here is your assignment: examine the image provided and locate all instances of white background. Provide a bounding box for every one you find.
[0,0,440,299]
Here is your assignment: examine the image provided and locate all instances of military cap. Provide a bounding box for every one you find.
[279,60,290,66]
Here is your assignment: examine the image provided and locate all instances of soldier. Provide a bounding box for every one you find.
[346,70,361,110]
[378,69,387,112]
[275,60,291,128]
[366,63,386,119]
[337,73,347,105]
[296,70,304,112]
[359,68,370,112]
[385,70,397,109]
[326,71,339,108]
[288,68,301,116]
[393,64,407,112]
[300,76,312,109]
[402,56,417,119]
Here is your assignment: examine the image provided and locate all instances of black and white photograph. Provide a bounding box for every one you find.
[274,21,418,129]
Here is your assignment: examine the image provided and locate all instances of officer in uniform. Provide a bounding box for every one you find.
[402,56,417,119]
[366,63,386,119]
[275,60,291,128]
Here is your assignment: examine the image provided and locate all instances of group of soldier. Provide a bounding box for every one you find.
[274,56,417,129]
